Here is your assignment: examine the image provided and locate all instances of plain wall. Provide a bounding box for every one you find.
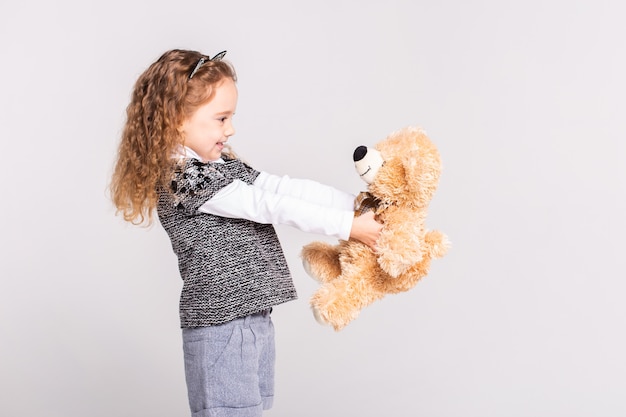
[1,1,624,416]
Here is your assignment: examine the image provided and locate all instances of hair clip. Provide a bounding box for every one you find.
[188,50,227,79]
[210,50,227,61]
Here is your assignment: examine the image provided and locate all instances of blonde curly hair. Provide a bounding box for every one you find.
[110,49,237,225]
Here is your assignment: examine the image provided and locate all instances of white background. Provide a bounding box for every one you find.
[1,1,625,416]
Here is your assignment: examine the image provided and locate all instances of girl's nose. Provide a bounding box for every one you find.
[225,120,235,138]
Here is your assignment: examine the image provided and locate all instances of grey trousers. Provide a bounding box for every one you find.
[182,310,275,417]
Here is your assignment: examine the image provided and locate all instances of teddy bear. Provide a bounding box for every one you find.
[301,126,450,331]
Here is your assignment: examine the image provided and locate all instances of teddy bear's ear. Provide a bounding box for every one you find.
[401,131,442,203]
[368,158,407,203]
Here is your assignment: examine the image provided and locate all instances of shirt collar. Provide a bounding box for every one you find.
[174,146,224,163]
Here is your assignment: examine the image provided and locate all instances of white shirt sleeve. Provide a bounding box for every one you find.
[198,174,355,240]
[253,172,356,210]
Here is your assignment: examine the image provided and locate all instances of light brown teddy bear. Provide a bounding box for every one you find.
[301,126,450,331]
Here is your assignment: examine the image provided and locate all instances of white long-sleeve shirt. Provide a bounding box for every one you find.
[181,147,356,240]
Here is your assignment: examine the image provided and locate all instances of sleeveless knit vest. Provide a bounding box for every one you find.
[157,157,297,328]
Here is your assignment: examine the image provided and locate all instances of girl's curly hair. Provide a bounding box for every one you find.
[110,49,237,225]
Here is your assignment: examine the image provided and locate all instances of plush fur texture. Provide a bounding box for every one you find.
[301,126,450,331]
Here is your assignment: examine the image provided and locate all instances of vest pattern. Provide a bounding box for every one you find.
[157,157,298,328]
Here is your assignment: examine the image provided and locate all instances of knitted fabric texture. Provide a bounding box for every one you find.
[157,157,298,328]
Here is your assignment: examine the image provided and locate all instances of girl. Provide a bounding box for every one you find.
[110,49,381,417]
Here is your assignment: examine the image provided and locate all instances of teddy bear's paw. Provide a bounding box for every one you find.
[300,242,342,283]
[312,307,351,331]
[425,230,450,259]
[302,258,323,282]
[311,306,331,327]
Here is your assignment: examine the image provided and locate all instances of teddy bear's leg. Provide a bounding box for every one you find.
[310,259,385,331]
[301,241,342,283]
[310,278,363,331]
[424,230,450,259]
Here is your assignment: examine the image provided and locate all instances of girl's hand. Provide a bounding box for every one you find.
[349,211,383,250]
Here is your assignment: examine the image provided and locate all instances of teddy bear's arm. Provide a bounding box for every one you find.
[376,207,425,278]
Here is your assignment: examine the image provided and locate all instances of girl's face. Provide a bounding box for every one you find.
[180,77,238,162]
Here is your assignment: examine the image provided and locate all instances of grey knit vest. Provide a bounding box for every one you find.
[157,157,297,328]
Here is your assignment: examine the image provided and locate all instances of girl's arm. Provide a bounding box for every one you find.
[253,172,355,210]
[199,179,352,238]
[198,179,375,242]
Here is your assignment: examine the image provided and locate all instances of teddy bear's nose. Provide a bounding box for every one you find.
[353,146,367,162]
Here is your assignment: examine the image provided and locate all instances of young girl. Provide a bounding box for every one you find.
[110,49,381,417]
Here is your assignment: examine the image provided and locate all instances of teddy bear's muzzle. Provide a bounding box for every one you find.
[353,145,384,184]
